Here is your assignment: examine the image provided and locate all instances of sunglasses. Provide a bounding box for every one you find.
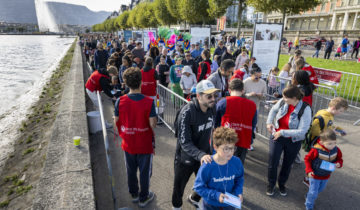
[205,93,217,100]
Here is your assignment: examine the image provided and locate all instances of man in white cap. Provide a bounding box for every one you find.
[172,80,219,210]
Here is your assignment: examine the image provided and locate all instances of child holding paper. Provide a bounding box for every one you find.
[193,127,244,210]
[304,129,343,210]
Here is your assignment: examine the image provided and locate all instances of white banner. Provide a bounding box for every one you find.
[190,27,211,48]
[251,23,283,75]
[132,30,143,45]
[143,30,157,51]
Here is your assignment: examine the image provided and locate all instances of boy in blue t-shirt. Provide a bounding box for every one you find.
[193,127,244,210]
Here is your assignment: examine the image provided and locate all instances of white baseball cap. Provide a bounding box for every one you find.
[196,80,219,94]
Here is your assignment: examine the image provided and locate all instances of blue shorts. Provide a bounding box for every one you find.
[342,47,348,53]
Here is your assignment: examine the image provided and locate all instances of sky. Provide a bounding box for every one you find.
[45,0,131,12]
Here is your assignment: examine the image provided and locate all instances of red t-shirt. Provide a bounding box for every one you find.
[276,105,295,131]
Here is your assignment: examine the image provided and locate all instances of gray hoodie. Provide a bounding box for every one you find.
[180,66,197,94]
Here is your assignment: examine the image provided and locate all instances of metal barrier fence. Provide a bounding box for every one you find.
[157,84,189,133]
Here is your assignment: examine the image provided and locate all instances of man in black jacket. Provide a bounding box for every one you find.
[312,40,322,58]
[171,80,219,210]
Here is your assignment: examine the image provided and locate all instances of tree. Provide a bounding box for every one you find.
[127,6,138,28]
[248,0,322,30]
[116,11,130,29]
[147,3,160,28]
[208,0,234,19]
[179,0,211,24]
[236,0,247,37]
[166,0,182,22]
[154,0,178,26]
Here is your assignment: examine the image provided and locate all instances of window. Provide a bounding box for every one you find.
[321,3,326,11]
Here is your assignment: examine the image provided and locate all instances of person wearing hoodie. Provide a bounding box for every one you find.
[85,66,118,109]
[180,66,197,99]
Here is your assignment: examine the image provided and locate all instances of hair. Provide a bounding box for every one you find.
[320,128,337,142]
[107,65,118,76]
[250,65,261,75]
[107,58,116,66]
[136,42,142,46]
[150,47,159,59]
[220,59,235,71]
[212,127,238,147]
[295,57,305,70]
[294,49,302,55]
[229,79,244,92]
[122,55,132,66]
[160,55,166,60]
[293,70,315,93]
[218,40,224,45]
[328,97,349,110]
[144,57,153,67]
[123,67,141,89]
[282,85,303,100]
[202,49,211,60]
[270,67,280,73]
[282,63,291,72]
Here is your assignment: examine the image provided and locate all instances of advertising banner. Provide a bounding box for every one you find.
[123,30,132,43]
[132,30,143,45]
[190,27,211,47]
[313,67,342,86]
[251,23,283,75]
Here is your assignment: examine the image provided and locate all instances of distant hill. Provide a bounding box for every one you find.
[47,2,111,26]
[0,0,111,26]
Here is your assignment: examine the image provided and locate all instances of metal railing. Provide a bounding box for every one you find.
[156,84,189,133]
[96,91,118,209]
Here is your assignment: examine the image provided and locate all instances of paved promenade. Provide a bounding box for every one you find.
[88,93,360,210]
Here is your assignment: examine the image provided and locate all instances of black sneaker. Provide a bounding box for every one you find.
[187,194,200,209]
[138,191,155,208]
[266,185,275,196]
[279,185,287,196]
[131,194,139,203]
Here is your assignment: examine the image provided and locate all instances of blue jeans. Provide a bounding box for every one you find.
[312,49,320,58]
[305,178,328,209]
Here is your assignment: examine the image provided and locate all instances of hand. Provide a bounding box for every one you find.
[273,131,281,140]
[273,92,279,97]
[219,193,228,203]
[200,155,212,165]
[308,172,314,178]
[249,92,257,97]
[172,84,176,88]
[238,194,243,203]
[256,93,263,97]
[267,124,275,133]
[336,163,341,168]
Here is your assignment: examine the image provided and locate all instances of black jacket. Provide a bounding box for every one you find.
[175,98,216,165]
[98,68,114,98]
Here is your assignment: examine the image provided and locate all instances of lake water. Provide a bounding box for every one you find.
[0,35,75,172]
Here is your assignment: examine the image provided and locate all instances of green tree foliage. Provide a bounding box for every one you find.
[208,0,234,18]
[166,0,182,21]
[248,0,322,26]
[154,0,178,26]
[128,6,139,28]
[116,11,130,29]
[179,0,211,24]
[134,2,159,28]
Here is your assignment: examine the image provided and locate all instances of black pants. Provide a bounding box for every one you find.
[351,48,359,58]
[267,136,302,187]
[324,50,332,59]
[172,161,201,208]
[234,146,248,164]
[124,152,153,202]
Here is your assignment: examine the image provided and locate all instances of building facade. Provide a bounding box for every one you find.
[266,0,360,31]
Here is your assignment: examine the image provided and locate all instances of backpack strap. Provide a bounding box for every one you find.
[297,101,309,121]
[314,115,325,131]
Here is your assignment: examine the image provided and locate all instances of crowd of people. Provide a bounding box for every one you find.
[81,33,349,210]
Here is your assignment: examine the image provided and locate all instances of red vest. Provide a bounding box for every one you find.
[197,61,211,81]
[116,95,154,154]
[302,65,319,85]
[221,96,256,149]
[141,68,157,96]
[85,70,110,92]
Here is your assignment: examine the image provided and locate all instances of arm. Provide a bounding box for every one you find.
[169,67,175,83]
[252,110,258,134]
[99,77,114,98]
[266,99,283,125]
[280,106,312,141]
[179,105,207,161]
[215,99,226,128]
[198,62,208,81]
[180,76,185,90]
[304,148,318,175]
[334,147,343,168]
[149,101,157,129]
[193,165,222,203]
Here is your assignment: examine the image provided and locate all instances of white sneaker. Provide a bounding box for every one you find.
[187,194,200,209]
[172,207,182,210]
[248,146,254,151]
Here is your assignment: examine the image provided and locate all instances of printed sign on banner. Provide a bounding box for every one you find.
[313,67,342,86]
[251,23,283,75]
[190,27,211,47]
[143,30,157,51]
[124,30,132,43]
[132,31,143,45]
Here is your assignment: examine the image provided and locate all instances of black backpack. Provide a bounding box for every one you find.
[302,115,325,152]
